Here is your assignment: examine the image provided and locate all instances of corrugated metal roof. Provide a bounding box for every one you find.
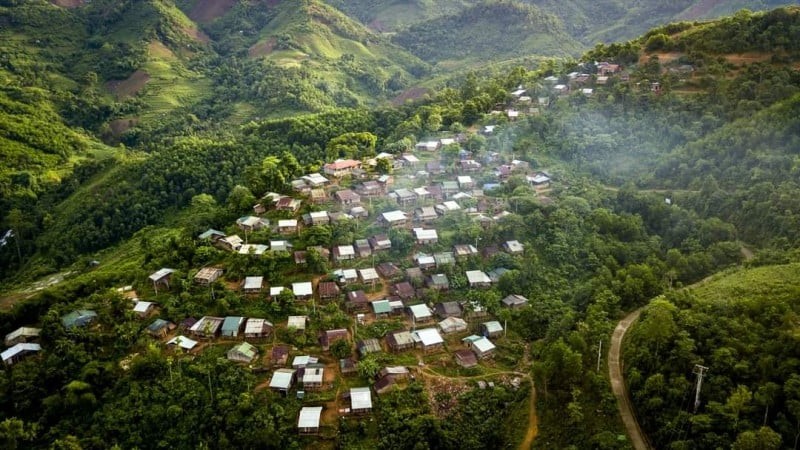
[350,387,373,410]
[298,406,323,428]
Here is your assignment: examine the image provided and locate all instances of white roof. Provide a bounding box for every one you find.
[554,84,567,90]
[402,154,420,163]
[483,321,503,333]
[351,387,373,410]
[457,175,472,184]
[4,327,40,345]
[245,318,272,334]
[167,335,198,350]
[304,173,329,184]
[278,219,297,227]
[452,192,472,200]
[239,244,268,255]
[409,304,432,320]
[413,187,430,196]
[288,316,307,330]
[238,216,261,227]
[298,406,323,429]
[483,125,496,133]
[511,89,526,97]
[381,210,407,222]
[506,240,524,252]
[466,270,492,284]
[337,245,355,256]
[416,254,435,265]
[270,240,289,251]
[1,342,41,362]
[133,301,154,313]
[270,369,295,389]
[442,201,460,211]
[416,141,439,149]
[412,328,443,347]
[335,268,358,280]
[270,286,286,296]
[473,337,496,353]
[310,211,329,219]
[303,366,324,383]
[413,228,438,241]
[375,152,394,160]
[293,355,313,367]
[292,282,313,296]
[582,88,593,95]
[359,268,380,282]
[148,268,175,281]
[528,174,551,184]
[244,276,263,290]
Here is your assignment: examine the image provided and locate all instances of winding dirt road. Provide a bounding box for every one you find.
[609,308,652,450]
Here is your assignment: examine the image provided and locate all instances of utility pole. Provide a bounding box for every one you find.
[596,340,603,372]
[693,364,709,413]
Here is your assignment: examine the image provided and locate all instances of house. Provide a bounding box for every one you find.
[376,262,400,279]
[482,321,504,338]
[298,406,323,434]
[180,317,197,331]
[386,330,415,352]
[413,187,431,201]
[307,211,330,226]
[354,239,372,257]
[244,318,273,339]
[5,327,40,346]
[359,268,380,285]
[275,197,302,212]
[460,160,482,172]
[237,216,268,232]
[320,329,349,351]
[270,286,287,298]
[527,173,551,186]
[379,210,408,227]
[227,342,258,363]
[148,268,175,292]
[144,318,173,338]
[238,244,268,255]
[433,252,455,268]
[333,245,356,262]
[453,244,478,258]
[351,205,369,218]
[61,310,98,329]
[271,345,290,366]
[393,189,417,206]
[452,191,473,202]
[292,282,314,301]
[198,229,226,241]
[439,317,468,334]
[350,387,373,414]
[457,176,474,189]
[2,343,41,366]
[488,267,510,283]
[324,159,361,178]
[412,328,445,353]
[243,276,264,294]
[270,368,296,394]
[408,304,433,324]
[482,125,496,135]
[293,355,318,369]
[309,188,327,203]
[434,301,462,319]
[598,62,621,76]
[358,338,382,357]
[502,294,529,309]
[356,180,383,197]
[288,316,308,332]
[301,365,325,390]
[504,240,524,254]
[278,219,298,234]
[189,316,224,339]
[167,335,198,352]
[291,179,309,192]
[426,161,443,174]
[463,300,488,319]
[415,253,436,270]
[221,316,245,338]
[435,201,461,215]
[392,281,416,301]
[133,301,156,317]
[334,189,361,205]
[334,268,358,285]
[465,270,492,288]
[318,281,341,301]
[405,267,424,283]
[441,181,459,196]
[218,235,243,252]
[346,290,369,312]
[401,154,420,166]
[371,299,392,318]
[374,374,396,394]
[194,267,223,285]
[302,173,329,187]
[415,206,438,222]
[454,349,478,368]
[340,357,357,375]
[427,273,450,290]
[415,141,439,152]
[471,337,496,359]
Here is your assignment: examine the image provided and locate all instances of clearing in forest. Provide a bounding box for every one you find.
[106,70,151,99]
[188,0,238,23]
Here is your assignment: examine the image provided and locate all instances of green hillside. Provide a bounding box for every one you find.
[327,0,476,32]
[392,1,582,69]
[624,263,800,449]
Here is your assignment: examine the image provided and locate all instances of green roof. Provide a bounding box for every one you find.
[372,299,391,314]
[61,310,98,329]
[231,342,258,359]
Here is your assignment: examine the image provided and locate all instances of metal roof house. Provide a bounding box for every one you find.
[454,349,478,368]
[434,301,462,319]
[438,317,468,334]
[227,342,258,363]
[269,368,296,394]
[244,318,273,339]
[194,267,223,285]
[5,327,40,346]
[358,338,382,357]
[408,304,433,324]
[371,299,392,317]
[61,309,98,329]
[412,328,445,353]
[504,240,524,254]
[298,406,323,434]
[189,316,224,339]
[167,335,198,352]
[301,365,325,390]
[501,294,529,309]
[287,316,308,331]
[320,329,349,351]
[350,387,373,414]
[221,316,245,338]
[292,282,314,300]
[2,342,41,365]
[386,330,415,352]
[481,321,504,338]
[147,319,175,338]
[465,270,492,288]
[243,276,264,294]
[471,337,497,359]
[148,268,175,292]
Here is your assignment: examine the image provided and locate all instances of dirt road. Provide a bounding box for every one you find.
[609,308,652,450]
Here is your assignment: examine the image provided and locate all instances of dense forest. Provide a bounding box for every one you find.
[1,2,800,449]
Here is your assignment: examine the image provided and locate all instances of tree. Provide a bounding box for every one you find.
[330,339,352,360]
[375,157,393,174]
[732,426,782,450]
[0,418,37,450]
[357,355,380,380]
[226,185,255,214]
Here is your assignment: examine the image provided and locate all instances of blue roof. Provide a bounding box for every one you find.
[61,310,97,329]
[221,316,244,335]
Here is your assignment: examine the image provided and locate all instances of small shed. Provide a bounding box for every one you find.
[481,321,504,338]
[243,276,264,294]
[270,286,287,298]
[167,335,198,352]
[298,406,323,434]
[146,319,175,338]
[270,368,296,394]
[133,301,155,317]
[340,357,357,375]
[227,342,258,363]
[194,267,223,285]
[148,268,175,292]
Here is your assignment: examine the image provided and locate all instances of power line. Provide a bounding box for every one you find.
[692,364,709,413]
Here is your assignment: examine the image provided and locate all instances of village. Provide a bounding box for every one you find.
[2,65,633,437]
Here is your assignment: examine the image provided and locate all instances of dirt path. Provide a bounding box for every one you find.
[609,308,651,450]
[518,382,538,450]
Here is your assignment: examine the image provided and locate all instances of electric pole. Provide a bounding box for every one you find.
[597,340,603,372]
[693,364,709,413]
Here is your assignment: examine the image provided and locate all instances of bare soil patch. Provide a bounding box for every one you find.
[50,0,84,8]
[109,118,139,136]
[392,86,430,106]
[188,0,237,23]
[638,52,684,66]
[106,70,150,99]
[676,0,724,21]
[148,40,174,59]
[182,25,211,44]
[723,53,771,66]
[249,38,277,58]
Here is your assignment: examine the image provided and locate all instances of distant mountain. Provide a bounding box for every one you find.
[392,1,582,69]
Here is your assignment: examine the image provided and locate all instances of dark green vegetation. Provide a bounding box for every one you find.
[1,3,800,449]
[625,264,800,449]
